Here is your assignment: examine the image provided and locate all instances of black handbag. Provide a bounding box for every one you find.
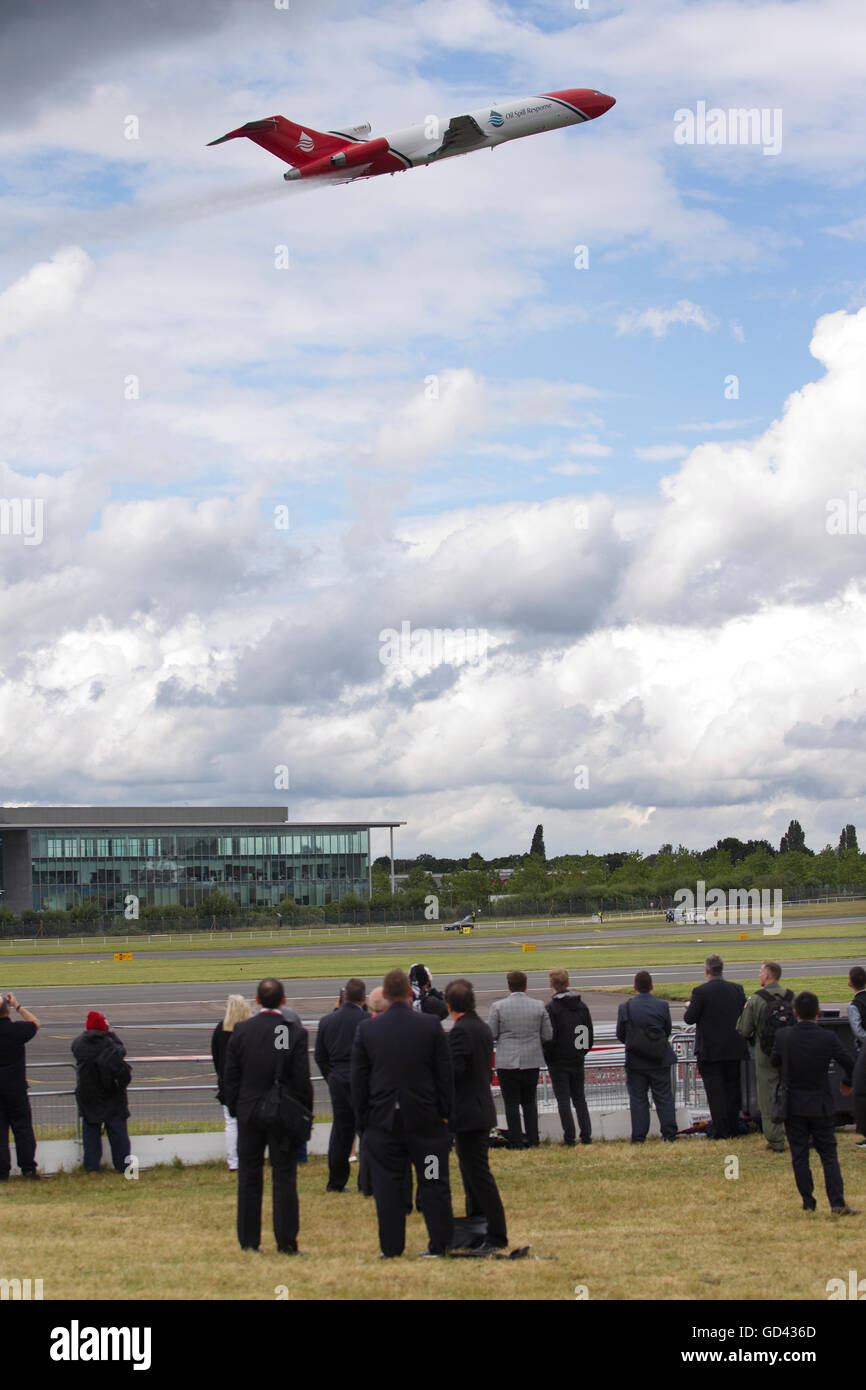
[625,999,668,1064]
[256,1028,313,1145]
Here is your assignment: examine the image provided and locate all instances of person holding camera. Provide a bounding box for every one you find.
[0,991,40,1180]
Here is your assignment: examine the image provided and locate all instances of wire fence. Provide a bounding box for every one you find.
[26,1026,707,1142]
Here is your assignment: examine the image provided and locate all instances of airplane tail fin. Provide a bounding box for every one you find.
[207,116,348,168]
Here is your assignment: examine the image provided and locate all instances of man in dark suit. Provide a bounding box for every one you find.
[315,977,367,1193]
[445,978,508,1251]
[351,967,454,1258]
[683,954,747,1140]
[224,976,313,1253]
[771,990,857,1215]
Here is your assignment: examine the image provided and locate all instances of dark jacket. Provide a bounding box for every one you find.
[683,977,748,1063]
[447,1010,497,1133]
[771,1020,855,1119]
[544,992,594,1071]
[211,1023,234,1105]
[315,1002,366,1082]
[71,1029,131,1124]
[223,1011,313,1124]
[616,993,676,1073]
[351,1000,453,1132]
[418,989,448,1022]
[0,1018,37,1097]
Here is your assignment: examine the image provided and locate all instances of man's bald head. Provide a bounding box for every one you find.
[369,986,387,1015]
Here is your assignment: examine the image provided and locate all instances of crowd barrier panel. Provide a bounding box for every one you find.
[26,1025,708,1142]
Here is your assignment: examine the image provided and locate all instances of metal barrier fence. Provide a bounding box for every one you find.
[26,1026,707,1141]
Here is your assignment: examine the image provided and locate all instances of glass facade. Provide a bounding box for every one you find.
[28,825,370,911]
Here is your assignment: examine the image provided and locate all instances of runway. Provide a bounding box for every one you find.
[5,911,863,966]
[19,955,858,1069]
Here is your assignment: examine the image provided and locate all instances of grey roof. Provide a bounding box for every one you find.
[0,807,405,829]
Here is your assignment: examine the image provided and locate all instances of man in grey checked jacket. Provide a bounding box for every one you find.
[488,971,553,1148]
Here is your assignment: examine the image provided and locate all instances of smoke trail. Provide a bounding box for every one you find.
[114,176,318,234]
[9,177,322,255]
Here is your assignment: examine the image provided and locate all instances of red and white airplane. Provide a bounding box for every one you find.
[208,88,615,184]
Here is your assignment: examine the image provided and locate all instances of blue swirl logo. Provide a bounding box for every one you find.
[488,110,504,127]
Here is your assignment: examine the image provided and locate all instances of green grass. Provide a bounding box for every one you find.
[2,899,862,958]
[1,931,862,989]
[655,975,856,1004]
[3,1139,864,1300]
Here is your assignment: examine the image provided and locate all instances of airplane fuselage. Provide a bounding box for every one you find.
[380,91,603,170]
[208,87,615,185]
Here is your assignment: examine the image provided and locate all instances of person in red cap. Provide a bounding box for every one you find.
[71,1012,132,1174]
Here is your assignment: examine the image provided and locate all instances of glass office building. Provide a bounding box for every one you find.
[0,808,403,915]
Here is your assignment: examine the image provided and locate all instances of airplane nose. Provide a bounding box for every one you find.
[545,88,616,120]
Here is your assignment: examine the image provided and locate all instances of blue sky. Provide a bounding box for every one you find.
[1,0,866,858]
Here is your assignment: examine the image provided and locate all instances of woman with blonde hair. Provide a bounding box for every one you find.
[211,994,251,1170]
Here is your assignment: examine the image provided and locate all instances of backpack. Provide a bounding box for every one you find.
[570,999,593,1056]
[757,988,795,1057]
[96,1039,132,1094]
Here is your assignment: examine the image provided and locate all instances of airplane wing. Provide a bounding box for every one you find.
[429,113,488,160]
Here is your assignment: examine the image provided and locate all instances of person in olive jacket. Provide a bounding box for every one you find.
[71,1011,132,1174]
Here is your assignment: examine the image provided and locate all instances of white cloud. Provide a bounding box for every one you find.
[0,245,91,340]
[616,299,719,337]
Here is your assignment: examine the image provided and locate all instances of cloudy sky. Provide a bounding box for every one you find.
[1,0,865,860]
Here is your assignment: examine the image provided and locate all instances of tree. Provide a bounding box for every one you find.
[506,858,549,895]
[370,865,393,904]
[780,819,808,855]
[530,824,546,860]
[838,824,859,854]
[198,890,237,917]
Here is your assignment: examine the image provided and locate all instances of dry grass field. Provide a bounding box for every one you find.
[2,1136,863,1302]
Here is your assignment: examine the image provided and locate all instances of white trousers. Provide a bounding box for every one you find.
[222,1104,238,1169]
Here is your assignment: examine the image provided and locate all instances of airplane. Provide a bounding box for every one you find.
[443,912,476,933]
[207,87,615,185]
